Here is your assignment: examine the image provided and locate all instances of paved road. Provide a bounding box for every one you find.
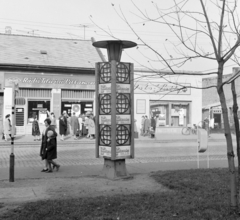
[0,140,233,168]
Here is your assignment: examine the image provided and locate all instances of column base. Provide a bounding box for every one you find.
[101,158,132,180]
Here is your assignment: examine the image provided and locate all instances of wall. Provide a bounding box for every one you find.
[133,73,202,131]
[202,70,240,108]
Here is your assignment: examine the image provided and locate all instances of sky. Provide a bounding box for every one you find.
[0,0,238,75]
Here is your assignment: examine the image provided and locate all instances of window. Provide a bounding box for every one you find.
[28,100,50,124]
[171,104,189,126]
[150,101,169,126]
[61,101,93,117]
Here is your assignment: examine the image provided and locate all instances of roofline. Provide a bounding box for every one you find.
[134,68,203,75]
[91,37,106,62]
[0,64,95,74]
[0,33,92,41]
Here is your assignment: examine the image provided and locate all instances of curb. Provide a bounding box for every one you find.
[0,138,226,148]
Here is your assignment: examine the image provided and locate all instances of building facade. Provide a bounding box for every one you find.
[202,68,240,130]
[0,34,104,134]
[133,70,202,135]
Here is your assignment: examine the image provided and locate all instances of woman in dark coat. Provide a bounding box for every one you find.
[59,114,67,141]
[40,118,57,173]
[45,130,60,172]
[32,116,40,141]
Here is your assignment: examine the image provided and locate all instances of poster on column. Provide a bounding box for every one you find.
[99,146,131,158]
[99,115,131,125]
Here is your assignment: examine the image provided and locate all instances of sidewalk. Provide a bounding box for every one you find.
[0,132,227,146]
[0,132,230,205]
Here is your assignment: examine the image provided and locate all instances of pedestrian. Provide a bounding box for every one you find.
[143,116,150,136]
[140,115,145,136]
[81,113,88,137]
[71,112,79,139]
[63,111,71,136]
[150,116,156,138]
[87,114,95,140]
[4,114,12,141]
[84,112,90,138]
[46,130,60,172]
[32,116,40,141]
[59,113,67,141]
[49,112,57,130]
[40,118,57,173]
[77,114,83,138]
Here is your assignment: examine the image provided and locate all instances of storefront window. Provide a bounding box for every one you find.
[28,100,50,124]
[150,102,169,126]
[171,104,189,126]
[150,101,190,127]
[61,101,93,117]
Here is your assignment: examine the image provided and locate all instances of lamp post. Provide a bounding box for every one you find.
[93,40,137,179]
[9,82,18,182]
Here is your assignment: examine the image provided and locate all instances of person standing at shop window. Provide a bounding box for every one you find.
[87,114,95,140]
[84,112,91,138]
[143,115,150,137]
[63,111,71,136]
[77,114,83,138]
[32,116,40,141]
[4,114,12,141]
[59,113,67,141]
[47,111,57,130]
[140,115,145,136]
[71,112,79,140]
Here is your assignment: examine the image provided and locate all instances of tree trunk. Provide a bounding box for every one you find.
[231,81,240,207]
[218,82,237,211]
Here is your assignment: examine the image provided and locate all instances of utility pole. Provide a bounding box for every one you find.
[9,83,18,182]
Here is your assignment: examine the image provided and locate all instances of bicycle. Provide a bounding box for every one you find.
[181,124,192,135]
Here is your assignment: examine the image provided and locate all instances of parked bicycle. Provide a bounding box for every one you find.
[182,124,198,135]
[181,124,192,135]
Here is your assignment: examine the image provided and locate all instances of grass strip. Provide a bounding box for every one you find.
[1,168,239,220]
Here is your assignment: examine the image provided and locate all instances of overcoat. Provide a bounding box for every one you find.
[45,137,57,160]
[88,118,95,135]
[151,118,156,131]
[143,118,150,131]
[40,126,57,160]
[59,116,67,135]
[71,115,79,135]
[32,120,40,136]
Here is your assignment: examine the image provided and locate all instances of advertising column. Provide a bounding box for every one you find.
[93,40,136,179]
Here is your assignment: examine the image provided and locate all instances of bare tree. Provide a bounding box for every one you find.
[92,0,240,211]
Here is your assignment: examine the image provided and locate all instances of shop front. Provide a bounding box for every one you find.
[134,73,202,136]
[4,72,95,134]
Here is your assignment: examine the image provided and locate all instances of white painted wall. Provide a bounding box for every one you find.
[133,72,202,132]
[3,87,13,120]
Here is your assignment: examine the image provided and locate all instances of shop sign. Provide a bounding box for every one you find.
[5,73,95,90]
[99,115,131,124]
[99,146,130,158]
[99,84,131,94]
[134,82,191,95]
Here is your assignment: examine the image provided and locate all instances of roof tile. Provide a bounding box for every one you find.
[0,34,103,68]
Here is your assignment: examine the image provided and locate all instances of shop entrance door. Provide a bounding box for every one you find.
[213,113,221,129]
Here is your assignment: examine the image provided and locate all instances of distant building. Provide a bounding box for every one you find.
[133,69,203,135]
[0,34,105,134]
[202,69,240,130]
